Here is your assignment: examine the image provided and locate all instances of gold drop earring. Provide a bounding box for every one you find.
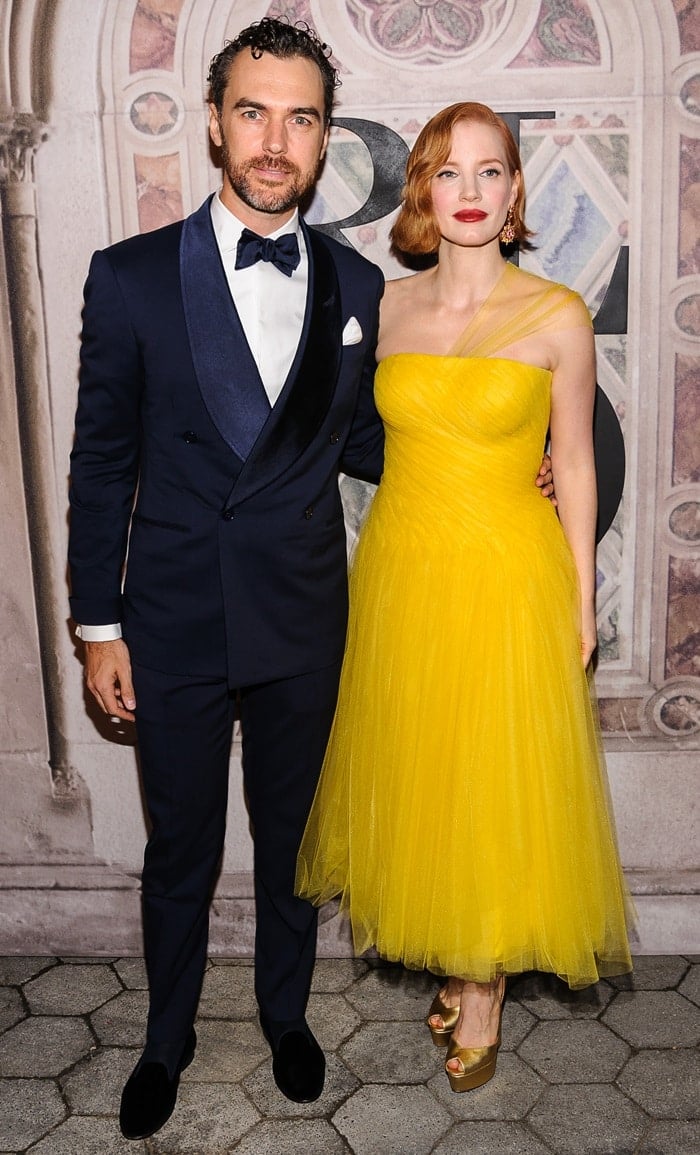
[499,205,516,245]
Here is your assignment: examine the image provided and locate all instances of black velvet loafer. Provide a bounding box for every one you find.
[119,1028,196,1140]
[268,1026,326,1103]
[260,1016,326,1103]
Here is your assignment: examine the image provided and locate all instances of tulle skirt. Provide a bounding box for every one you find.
[297,483,633,989]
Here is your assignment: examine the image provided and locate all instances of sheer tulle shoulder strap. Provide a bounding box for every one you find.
[449,263,592,360]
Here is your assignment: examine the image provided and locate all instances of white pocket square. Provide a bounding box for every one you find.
[342,316,363,346]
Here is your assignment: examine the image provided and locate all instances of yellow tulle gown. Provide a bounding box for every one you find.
[297,263,633,989]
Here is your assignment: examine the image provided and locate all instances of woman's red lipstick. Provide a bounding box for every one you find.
[454,209,487,222]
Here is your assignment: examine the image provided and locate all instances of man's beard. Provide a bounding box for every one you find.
[221,142,318,215]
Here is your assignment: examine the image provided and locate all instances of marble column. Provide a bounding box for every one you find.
[0,114,72,790]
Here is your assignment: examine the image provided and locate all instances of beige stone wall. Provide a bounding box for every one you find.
[0,0,697,955]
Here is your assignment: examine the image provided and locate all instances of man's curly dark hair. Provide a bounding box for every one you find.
[207,17,339,124]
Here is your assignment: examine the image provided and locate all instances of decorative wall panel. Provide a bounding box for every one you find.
[89,0,700,750]
[0,0,696,953]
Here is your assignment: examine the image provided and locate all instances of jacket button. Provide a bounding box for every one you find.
[183,431,198,444]
[304,506,314,520]
[329,431,340,444]
[222,507,235,521]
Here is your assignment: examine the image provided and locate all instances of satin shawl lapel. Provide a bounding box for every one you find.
[180,197,270,461]
[230,222,342,505]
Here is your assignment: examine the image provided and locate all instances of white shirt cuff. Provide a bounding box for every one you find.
[75,623,123,641]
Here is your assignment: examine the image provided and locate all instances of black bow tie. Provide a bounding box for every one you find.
[235,228,300,276]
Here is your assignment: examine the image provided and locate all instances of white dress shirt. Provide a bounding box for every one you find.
[77,193,309,642]
[210,193,308,405]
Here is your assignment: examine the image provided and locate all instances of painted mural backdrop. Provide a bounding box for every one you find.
[0,0,696,955]
[97,0,699,747]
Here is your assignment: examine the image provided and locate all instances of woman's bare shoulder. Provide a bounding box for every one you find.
[378,272,434,355]
[383,271,423,298]
[382,270,434,313]
[380,272,417,320]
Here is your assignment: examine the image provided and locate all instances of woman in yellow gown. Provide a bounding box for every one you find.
[296,102,632,1091]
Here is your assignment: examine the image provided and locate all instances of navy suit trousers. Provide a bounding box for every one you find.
[132,658,343,1050]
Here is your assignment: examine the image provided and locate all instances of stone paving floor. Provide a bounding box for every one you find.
[0,954,698,1154]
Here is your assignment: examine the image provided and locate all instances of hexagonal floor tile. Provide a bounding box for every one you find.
[0,985,25,1032]
[149,1082,260,1153]
[186,1019,269,1082]
[518,1019,630,1083]
[197,962,257,1020]
[0,1077,65,1150]
[2,954,699,1155]
[344,966,437,1021]
[507,973,614,1020]
[112,957,148,990]
[429,1052,543,1121]
[433,1120,551,1154]
[607,955,690,991]
[333,1084,452,1155]
[90,989,149,1047]
[242,1052,359,1116]
[24,1115,137,1153]
[24,963,122,1015]
[0,957,57,985]
[311,957,370,992]
[603,990,700,1048]
[528,1084,646,1154]
[340,1020,439,1084]
[232,1119,351,1154]
[617,1048,700,1119]
[501,998,537,1050]
[307,992,361,1050]
[61,1046,140,1114]
[678,964,700,1007]
[637,1120,700,1154]
[0,1015,93,1077]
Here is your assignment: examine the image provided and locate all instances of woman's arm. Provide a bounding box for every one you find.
[549,322,598,666]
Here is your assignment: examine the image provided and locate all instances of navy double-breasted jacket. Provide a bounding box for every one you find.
[68,197,385,686]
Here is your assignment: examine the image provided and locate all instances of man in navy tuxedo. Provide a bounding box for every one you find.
[68,18,385,1138]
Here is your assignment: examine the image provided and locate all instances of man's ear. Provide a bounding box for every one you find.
[208,103,223,149]
[319,124,330,164]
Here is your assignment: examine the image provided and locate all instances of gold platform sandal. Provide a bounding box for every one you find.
[444,1035,500,1092]
[444,980,505,1092]
[426,990,460,1047]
